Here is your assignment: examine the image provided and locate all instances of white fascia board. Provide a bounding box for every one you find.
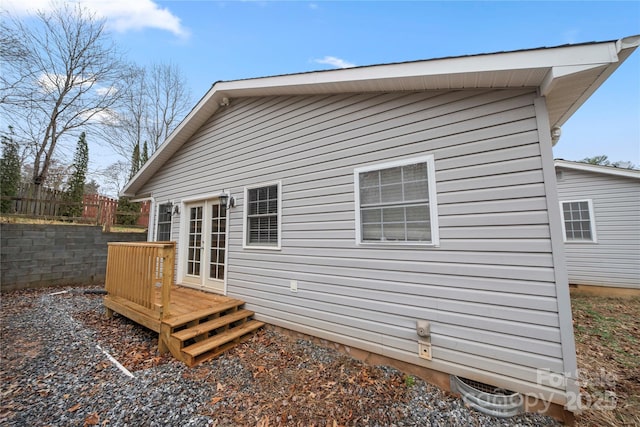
[551,36,638,127]
[539,63,610,96]
[130,195,153,202]
[121,37,638,198]
[216,41,622,96]
[555,160,640,179]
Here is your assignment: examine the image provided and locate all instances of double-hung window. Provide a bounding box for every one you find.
[244,182,281,249]
[560,200,597,242]
[156,202,172,241]
[355,155,439,245]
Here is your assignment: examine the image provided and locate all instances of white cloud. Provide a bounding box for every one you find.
[95,86,117,96]
[3,0,189,39]
[314,56,356,69]
[37,73,64,94]
[309,3,319,10]
[81,107,120,125]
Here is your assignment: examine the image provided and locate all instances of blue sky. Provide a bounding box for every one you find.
[7,1,640,174]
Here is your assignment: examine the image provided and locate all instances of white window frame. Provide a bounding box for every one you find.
[354,155,439,246]
[559,199,597,243]
[242,181,282,250]
[155,201,173,241]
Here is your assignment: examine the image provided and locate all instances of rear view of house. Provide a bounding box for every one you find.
[112,36,639,420]
[555,160,640,291]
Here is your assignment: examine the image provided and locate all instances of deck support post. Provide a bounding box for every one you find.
[160,244,175,320]
[159,324,171,354]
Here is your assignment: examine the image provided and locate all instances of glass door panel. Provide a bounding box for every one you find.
[187,206,203,277]
[182,198,227,294]
[208,203,226,282]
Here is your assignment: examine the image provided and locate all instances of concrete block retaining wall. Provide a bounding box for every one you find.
[0,223,147,291]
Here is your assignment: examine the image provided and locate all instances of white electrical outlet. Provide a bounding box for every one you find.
[418,342,432,360]
[290,280,298,293]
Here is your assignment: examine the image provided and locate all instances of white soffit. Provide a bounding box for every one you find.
[122,36,639,197]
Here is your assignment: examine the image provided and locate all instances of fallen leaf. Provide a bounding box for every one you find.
[217,382,224,392]
[211,396,222,404]
[84,412,100,426]
[68,403,81,413]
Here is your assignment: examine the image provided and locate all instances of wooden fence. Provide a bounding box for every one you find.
[83,194,118,226]
[1,183,149,227]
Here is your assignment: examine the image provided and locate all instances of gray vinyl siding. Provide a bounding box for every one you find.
[140,89,572,402]
[556,167,640,288]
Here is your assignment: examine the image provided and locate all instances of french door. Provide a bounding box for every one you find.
[181,199,227,294]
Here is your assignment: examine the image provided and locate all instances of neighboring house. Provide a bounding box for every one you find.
[555,159,640,290]
[122,37,639,417]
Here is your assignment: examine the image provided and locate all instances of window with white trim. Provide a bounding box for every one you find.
[561,200,597,242]
[244,182,280,248]
[156,203,172,241]
[355,155,439,245]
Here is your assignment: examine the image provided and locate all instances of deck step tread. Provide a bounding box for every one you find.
[171,309,255,341]
[188,335,254,366]
[163,299,244,327]
[182,320,265,358]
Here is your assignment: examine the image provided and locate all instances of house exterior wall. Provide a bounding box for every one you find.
[556,167,640,288]
[139,89,576,405]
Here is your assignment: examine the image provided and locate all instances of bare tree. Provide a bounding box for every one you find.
[99,61,191,168]
[0,13,31,106]
[146,62,192,151]
[98,65,148,159]
[98,160,130,198]
[101,61,192,159]
[0,4,127,196]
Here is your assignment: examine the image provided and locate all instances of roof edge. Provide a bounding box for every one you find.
[122,36,639,197]
[555,159,640,179]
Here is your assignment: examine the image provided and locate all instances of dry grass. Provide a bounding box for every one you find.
[0,215,146,233]
[571,293,640,426]
[1,215,93,225]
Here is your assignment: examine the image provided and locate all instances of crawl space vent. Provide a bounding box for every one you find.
[451,376,523,418]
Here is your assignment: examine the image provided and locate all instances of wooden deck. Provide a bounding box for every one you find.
[103,285,239,332]
[104,242,264,366]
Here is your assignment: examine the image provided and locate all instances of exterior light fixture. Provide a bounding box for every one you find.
[551,127,561,146]
[219,193,235,209]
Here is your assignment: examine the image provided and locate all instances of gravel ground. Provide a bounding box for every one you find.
[1,286,561,426]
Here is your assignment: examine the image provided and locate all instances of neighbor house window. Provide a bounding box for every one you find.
[244,182,281,249]
[561,200,597,242]
[355,155,439,245]
[156,203,172,241]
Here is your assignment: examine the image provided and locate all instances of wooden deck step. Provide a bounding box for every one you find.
[182,320,265,360]
[171,309,255,341]
[163,299,244,327]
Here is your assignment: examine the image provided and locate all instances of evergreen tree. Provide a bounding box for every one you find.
[130,142,140,179]
[64,132,89,217]
[581,155,610,166]
[0,128,21,214]
[84,179,100,195]
[141,141,149,166]
[116,197,141,225]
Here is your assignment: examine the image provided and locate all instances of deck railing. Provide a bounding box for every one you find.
[105,241,176,318]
